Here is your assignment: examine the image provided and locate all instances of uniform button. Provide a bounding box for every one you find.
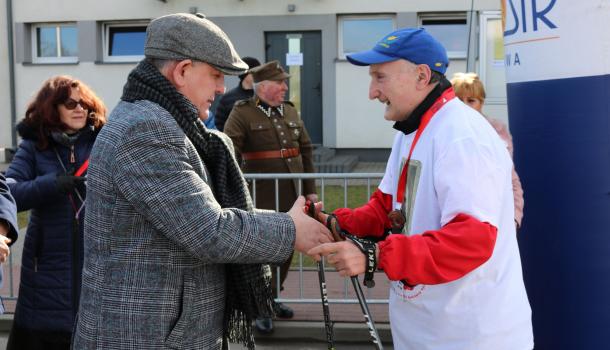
[280,132,284,135]
[258,125,262,129]
[277,126,281,129]
[287,158,292,162]
[282,140,287,144]
[273,119,278,123]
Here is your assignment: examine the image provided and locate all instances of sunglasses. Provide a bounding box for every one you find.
[63,98,90,110]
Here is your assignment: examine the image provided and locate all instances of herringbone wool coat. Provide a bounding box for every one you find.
[72,100,296,349]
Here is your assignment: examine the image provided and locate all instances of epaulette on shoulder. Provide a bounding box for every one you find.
[283,100,295,107]
[234,99,250,107]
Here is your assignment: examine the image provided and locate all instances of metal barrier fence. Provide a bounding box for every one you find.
[245,172,388,305]
[0,172,388,307]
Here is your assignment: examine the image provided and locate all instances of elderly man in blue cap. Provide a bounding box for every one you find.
[309,28,533,349]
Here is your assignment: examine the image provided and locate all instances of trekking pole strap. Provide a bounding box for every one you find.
[308,203,378,288]
[345,234,377,288]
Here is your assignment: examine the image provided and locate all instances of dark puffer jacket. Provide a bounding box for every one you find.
[5,121,98,334]
[213,83,254,131]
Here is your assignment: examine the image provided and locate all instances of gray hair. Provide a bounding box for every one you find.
[147,57,175,71]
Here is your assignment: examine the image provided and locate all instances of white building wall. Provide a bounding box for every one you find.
[12,0,509,21]
[14,63,137,122]
[5,0,504,150]
[0,0,12,148]
[335,61,390,148]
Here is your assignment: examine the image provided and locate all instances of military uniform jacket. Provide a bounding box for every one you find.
[224,97,316,212]
[72,100,296,349]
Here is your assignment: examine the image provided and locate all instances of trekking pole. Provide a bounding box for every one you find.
[350,276,384,350]
[318,259,336,350]
[307,201,335,350]
[307,201,383,349]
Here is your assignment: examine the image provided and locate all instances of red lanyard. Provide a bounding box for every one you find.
[75,158,89,177]
[395,88,455,206]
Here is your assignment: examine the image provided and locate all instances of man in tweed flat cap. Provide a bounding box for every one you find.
[72,13,332,350]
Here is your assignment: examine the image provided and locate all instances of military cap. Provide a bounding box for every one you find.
[250,60,291,83]
[145,13,248,75]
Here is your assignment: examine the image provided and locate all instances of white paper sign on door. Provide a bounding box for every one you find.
[286,53,303,66]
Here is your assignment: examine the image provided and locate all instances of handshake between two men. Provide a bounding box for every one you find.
[288,196,374,279]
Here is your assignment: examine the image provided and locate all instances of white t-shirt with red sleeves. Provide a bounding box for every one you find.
[378,98,533,350]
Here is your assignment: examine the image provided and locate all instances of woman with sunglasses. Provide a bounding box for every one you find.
[4,75,106,349]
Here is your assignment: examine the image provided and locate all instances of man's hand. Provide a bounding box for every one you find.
[0,235,11,263]
[0,220,9,237]
[288,196,333,255]
[307,241,366,277]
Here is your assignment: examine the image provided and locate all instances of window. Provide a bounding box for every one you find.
[31,23,78,63]
[420,14,468,59]
[338,15,395,58]
[479,11,507,104]
[103,22,147,62]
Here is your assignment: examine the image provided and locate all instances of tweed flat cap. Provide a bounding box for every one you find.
[251,60,291,83]
[145,13,248,75]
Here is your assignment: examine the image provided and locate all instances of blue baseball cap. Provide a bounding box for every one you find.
[346,28,449,74]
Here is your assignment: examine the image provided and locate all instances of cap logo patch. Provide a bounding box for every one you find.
[435,62,442,67]
[378,34,401,49]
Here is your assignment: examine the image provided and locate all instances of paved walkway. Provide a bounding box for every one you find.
[351,162,386,173]
[262,268,394,346]
[277,268,389,323]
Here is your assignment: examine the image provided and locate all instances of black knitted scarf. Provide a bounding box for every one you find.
[122,59,275,349]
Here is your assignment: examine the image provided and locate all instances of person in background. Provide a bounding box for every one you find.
[0,173,18,314]
[204,92,225,130]
[214,56,261,131]
[308,28,533,349]
[224,60,317,334]
[71,13,331,349]
[204,108,218,130]
[5,75,106,349]
[450,72,524,228]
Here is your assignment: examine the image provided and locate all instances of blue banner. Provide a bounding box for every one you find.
[504,1,610,349]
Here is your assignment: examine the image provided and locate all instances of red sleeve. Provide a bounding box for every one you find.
[332,189,393,238]
[377,213,497,286]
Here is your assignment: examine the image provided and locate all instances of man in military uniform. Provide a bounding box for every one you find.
[224,60,317,333]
